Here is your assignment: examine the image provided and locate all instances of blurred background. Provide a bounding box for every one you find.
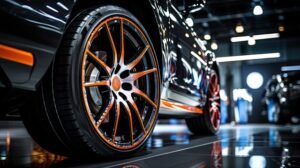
[186,0,300,124]
[1,0,300,125]
[0,0,300,167]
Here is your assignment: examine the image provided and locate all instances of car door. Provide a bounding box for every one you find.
[167,0,209,106]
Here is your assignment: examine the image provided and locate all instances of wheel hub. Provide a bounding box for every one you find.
[111,75,121,91]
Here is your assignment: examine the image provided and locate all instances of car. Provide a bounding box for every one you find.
[0,0,220,157]
[263,72,300,124]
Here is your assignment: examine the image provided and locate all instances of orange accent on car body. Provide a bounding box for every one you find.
[160,99,203,114]
[0,44,34,66]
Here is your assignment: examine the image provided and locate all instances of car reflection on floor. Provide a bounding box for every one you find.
[0,120,300,167]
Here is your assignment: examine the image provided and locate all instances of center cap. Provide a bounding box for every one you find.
[111,76,121,91]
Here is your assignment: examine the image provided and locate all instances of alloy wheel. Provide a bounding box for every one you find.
[80,16,160,150]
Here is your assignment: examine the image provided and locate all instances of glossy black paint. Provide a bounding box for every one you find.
[0,0,216,108]
[0,0,74,90]
[263,72,300,123]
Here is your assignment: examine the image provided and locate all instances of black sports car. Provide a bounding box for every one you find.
[263,72,300,124]
[0,0,220,157]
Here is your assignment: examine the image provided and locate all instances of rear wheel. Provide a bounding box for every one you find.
[22,6,160,157]
[186,70,220,135]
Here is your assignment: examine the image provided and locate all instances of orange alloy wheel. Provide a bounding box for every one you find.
[81,16,160,150]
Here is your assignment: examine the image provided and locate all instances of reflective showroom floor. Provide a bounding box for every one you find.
[0,120,300,168]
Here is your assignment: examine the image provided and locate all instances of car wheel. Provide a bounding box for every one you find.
[22,6,160,157]
[186,70,220,135]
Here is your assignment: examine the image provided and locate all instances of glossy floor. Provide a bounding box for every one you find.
[0,120,300,167]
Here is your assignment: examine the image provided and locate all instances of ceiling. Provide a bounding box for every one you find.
[192,0,300,40]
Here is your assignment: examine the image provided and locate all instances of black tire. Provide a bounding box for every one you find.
[185,70,220,135]
[22,6,160,158]
[21,86,71,156]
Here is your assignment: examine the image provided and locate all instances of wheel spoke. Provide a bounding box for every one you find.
[112,101,120,142]
[120,19,125,64]
[84,80,109,87]
[133,86,157,109]
[211,109,216,124]
[131,68,157,80]
[122,102,134,144]
[128,45,150,69]
[215,85,220,93]
[209,96,220,102]
[97,97,115,128]
[209,106,215,112]
[105,23,118,66]
[213,111,220,128]
[212,84,219,93]
[128,99,146,134]
[87,50,111,74]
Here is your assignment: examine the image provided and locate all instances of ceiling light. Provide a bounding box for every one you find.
[253,5,263,15]
[185,17,194,27]
[211,41,218,50]
[248,37,256,45]
[281,65,300,71]
[216,52,280,62]
[231,33,279,42]
[235,23,244,33]
[247,72,264,89]
[278,25,285,32]
[204,34,211,40]
[231,36,250,42]
[254,33,280,40]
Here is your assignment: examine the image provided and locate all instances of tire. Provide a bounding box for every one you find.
[185,70,220,135]
[22,6,161,158]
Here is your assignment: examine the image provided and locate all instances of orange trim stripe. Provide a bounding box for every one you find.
[160,99,203,114]
[0,44,34,66]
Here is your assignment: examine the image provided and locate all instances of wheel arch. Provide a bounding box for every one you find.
[68,0,164,81]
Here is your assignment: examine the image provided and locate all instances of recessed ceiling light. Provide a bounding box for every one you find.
[278,25,285,32]
[204,34,211,40]
[235,23,244,33]
[211,41,218,50]
[253,5,263,15]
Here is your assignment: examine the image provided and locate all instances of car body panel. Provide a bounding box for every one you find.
[0,0,217,115]
[0,0,74,90]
